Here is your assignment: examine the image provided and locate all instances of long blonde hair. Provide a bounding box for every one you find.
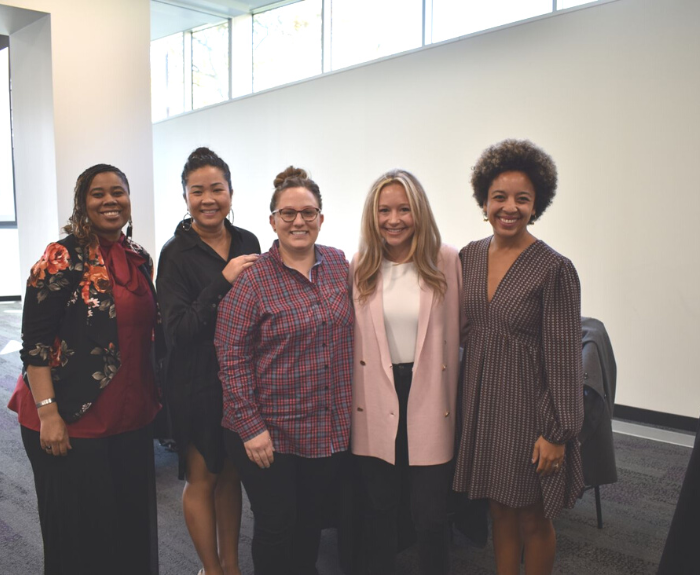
[354,169,446,303]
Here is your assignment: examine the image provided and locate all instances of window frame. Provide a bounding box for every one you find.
[0,35,17,229]
[151,0,607,123]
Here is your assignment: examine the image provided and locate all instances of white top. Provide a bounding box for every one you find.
[381,259,420,364]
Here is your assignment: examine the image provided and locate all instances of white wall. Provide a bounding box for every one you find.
[0,0,154,288]
[153,0,700,418]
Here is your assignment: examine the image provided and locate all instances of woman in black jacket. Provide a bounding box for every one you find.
[157,148,260,575]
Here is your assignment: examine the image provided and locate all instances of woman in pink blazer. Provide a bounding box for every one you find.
[350,169,462,575]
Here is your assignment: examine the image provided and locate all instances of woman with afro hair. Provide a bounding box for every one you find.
[453,139,584,574]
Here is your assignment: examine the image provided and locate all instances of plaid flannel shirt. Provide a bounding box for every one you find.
[215,241,354,458]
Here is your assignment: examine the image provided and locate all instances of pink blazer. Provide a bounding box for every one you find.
[350,244,463,466]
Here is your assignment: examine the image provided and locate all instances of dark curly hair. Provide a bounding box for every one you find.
[471,139,557,222]
[63,164,130,246]
[181,147,233,196]
[269,166,322,212]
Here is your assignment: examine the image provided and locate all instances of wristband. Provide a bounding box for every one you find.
[35,397,56,409]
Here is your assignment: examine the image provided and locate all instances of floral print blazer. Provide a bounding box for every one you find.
[20,234,159,423]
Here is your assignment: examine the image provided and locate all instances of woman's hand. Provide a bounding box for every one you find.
[38,404,72,457]
[531,435,564,476]
[244,430,274,469]
[222,254,259,284]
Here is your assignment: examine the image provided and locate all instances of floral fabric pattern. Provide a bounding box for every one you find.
[20,234,155,423]
[91,343,120,388]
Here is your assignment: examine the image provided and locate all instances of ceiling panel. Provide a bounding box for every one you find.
[151,2,225,40]
[151,0,300,40]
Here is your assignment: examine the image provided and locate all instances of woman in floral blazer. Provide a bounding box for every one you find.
[8,164,162,575]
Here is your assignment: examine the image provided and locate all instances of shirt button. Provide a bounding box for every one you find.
[360,360,366,366]
[444,411,450,417]
[324,365,329,369]
[442,364,446,371]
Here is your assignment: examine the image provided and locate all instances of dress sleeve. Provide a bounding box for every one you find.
[20,242,79,367]
[157,252,233,348]
[540,258,584,444]
[214,274,267,442]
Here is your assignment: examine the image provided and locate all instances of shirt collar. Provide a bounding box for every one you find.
[175,218,240,252]
[269,239,323,269]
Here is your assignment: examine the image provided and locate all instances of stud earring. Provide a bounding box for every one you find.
[483,212,488,222]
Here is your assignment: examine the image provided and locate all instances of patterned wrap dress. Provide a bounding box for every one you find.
[453,237,585,519]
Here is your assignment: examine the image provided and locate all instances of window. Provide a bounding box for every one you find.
[329,0,423,71]
[0,37,16,225]
[557,0,598,8]
[150,0,605,121]
[192,21,230,109]
[252,0,322,92]
[150,32,186,122]
[431,0,553,44]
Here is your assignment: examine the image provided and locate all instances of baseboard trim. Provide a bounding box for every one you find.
[0,295,20,302]
[614,404,698,433]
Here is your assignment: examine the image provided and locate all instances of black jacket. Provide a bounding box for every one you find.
[156,219,260,437]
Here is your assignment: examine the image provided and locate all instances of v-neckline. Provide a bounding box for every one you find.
[485,237,540,306]
[197,231,233,263]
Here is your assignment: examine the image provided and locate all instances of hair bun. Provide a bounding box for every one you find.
[274,166,308,189]
[189,147,215,161]
[181,147,232,194]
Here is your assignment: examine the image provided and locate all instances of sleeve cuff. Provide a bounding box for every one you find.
[542,433,571,446]
[235,414,268,444]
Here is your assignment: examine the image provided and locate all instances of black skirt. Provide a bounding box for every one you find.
[171,382,226,479]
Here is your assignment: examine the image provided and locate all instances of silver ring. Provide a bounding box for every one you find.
[45,445,52,451]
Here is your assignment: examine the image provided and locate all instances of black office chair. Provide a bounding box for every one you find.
[579,317,618,528]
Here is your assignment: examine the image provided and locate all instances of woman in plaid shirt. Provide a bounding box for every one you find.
[214,166,353,575]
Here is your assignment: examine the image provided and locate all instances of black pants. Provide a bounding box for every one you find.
[356,363,452,575]
[21,425,158,575]
[224,428,347,575]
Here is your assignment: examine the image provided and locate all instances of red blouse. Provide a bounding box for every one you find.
[9,235,160,438]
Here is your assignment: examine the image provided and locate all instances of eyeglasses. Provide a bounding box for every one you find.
[272,208,321,222]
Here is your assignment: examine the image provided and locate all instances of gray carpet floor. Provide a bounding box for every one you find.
[0,300,690,574]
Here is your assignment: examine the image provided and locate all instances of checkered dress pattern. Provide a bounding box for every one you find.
[453,238,584,519]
